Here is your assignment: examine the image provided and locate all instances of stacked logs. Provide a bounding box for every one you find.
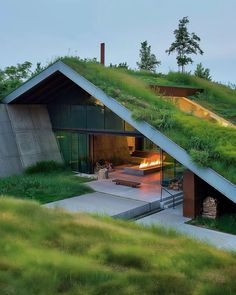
[202,196,218,219]
[169,179,183,191]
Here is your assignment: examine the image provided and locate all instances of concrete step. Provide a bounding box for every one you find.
[161,191,183,202]
[164,199,183,209]
[160,192,183,209]
[163,195,183,206]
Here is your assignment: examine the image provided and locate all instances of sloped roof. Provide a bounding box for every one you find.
[2,60,236,202]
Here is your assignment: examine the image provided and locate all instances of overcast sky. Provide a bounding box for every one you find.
[1,0,236,84]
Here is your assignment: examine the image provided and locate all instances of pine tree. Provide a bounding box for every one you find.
[194,63,211,81]
[166,17,203,72]
[137,41,161,72]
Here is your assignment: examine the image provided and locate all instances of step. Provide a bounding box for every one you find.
[161,191,183,202]
[164,199,183,209]
[163,195,183,206]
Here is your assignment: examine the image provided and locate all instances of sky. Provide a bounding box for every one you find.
[0,0,236,84]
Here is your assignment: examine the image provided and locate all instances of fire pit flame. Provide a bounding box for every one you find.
[139,155,161,169]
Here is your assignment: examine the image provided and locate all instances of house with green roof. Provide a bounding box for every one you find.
[0,57,235,218]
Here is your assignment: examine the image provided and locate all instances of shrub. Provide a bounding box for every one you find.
[25,161,65,174]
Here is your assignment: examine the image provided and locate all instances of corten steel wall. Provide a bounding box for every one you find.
[183,170,236,218]
[0,104,62,177]
[150,85,203,97]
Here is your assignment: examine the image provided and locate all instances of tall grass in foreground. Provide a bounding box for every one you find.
[0,197,236,295]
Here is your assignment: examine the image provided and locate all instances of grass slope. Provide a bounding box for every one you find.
[130,70,236,124]
[0,171,92,203]
[62,57,236,184]
[1,197,236,295]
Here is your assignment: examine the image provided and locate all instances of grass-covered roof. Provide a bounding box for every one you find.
[128,70,236,125]
[62,57,236,184]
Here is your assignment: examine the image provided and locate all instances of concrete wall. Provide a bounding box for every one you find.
[0,104,62,177]
[0,105,23,177]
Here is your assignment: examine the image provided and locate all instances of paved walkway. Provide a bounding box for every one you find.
[85,168,176,203]
[44,192,150,218]
[137,205,236,251]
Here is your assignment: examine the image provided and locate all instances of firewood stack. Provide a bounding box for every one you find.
[169,179,183,191]
[202,196,218,219]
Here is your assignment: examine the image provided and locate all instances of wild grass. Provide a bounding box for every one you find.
[189,214,236,235]
[131,70,236,124]
[0,171,92,203]
[62,57,236,184]
[0,197,236,295]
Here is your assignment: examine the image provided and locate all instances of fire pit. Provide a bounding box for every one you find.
[124,164,162,176]
[124,153,164,176]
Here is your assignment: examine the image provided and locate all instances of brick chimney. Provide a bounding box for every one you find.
[100,43,105,65]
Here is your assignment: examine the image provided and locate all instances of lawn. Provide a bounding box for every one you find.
[0,171,93,204]
[0,197,236,295]
[189,214,236,236]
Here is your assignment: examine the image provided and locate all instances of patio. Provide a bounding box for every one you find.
[85,165,182,204]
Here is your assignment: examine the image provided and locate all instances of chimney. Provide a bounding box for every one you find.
[100,43,105,65]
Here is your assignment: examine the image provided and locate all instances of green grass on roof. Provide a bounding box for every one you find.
[129,70,236,124]
[62,57,236,184]
[1,197,236,295]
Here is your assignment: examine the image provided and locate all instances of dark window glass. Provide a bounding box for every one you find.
[48,105,70,129]
[105,107,124,131]
[86,106,104,129]
[124,121,136,132]
[71,105,86,129]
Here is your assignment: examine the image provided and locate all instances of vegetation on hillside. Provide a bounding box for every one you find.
[189,214,236,236]
[131,70,236,124]
[62,57,236,184]
[1,197,236,295]
[0,170,92,203]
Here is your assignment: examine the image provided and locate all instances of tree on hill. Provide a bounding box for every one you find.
[137,41,161,72]
[166,17,203,73]
[194,63,211,81]
[0,61,32,98]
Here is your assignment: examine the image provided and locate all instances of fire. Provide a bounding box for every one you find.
[139,154,161,169]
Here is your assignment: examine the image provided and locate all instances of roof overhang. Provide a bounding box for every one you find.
[3,61,236,202]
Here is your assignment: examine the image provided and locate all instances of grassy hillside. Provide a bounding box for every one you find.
[62,57,236,184]
[130,70,236,124]
[1,197,236,295]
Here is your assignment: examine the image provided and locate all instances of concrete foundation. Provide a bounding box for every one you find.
[0,104,62,177]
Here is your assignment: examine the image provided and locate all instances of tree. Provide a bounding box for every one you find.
[166,17,203,72]
[194,63,211,81]
[32,62,44,75]
[109,62,129,70]
[137,41,161,72]
[0,61,33,98]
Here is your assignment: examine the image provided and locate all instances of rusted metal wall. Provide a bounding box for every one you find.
[150,85,203,97]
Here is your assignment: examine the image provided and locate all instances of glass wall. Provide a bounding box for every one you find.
[56,131,91,173]
[161,151,184,186]
[48,104,138,133]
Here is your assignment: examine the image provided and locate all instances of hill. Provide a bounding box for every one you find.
[1,197,236,295]
[129,70,236,124]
